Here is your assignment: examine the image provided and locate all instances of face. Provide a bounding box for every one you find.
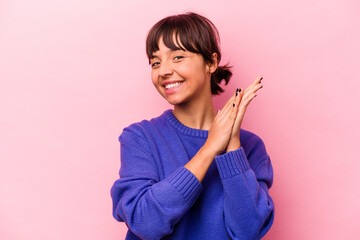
[149,37,215,106]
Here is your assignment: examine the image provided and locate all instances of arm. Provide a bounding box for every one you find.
[226,76,263,152]
[215,138,274,239]
[110,129,202,240]
[219,76,274,238]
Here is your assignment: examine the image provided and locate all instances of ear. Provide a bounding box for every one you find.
[207,53,218,74]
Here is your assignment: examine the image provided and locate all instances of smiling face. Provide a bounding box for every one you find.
[150,37,215,106]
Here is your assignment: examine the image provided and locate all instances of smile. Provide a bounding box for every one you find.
[164,82,183,89]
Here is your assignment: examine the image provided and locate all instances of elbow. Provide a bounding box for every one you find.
[257,207,275,239]
[126,221,172,240]
[112,206,170,239]
[255,193,275,238]
[230,203,275,240]
[118,204,174,240]
[226,210,274,240]
[245,211,275,240]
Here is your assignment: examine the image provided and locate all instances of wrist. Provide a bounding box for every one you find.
[226,138,241,153]
[201,141,221,158]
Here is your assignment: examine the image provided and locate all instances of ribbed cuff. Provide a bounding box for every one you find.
[165,167,203,207]
[215,147,250,179]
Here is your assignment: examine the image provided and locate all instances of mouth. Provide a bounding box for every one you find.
[164,81,184,90]
[161,81,185,95]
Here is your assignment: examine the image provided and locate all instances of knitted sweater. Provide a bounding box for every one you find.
[111,110,274,240]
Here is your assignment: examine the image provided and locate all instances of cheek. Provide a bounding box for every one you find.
[151,71,157,86]
[189,64,207,80]
[178,63,200,78]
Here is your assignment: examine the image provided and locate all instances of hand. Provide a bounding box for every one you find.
[226,76,263,152]
[204,91,242,156]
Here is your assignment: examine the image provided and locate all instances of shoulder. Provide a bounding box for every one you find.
[240,128,265,148]
[118,110,171,143]
[240,128,271,168]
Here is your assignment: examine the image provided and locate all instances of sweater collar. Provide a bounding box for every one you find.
[163,109,209,138]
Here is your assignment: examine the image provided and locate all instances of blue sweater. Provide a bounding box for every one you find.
[111,110,274,240]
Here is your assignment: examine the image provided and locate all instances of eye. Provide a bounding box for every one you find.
[151,62,160,68]
[174,56,184,61]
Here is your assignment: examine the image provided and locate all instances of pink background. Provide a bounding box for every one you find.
[1,0,360,239]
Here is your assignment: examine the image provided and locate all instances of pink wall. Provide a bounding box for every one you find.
[1,0,359,239]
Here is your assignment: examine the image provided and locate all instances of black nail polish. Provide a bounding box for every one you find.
[259,77,263,83]
[233,103,235,107]
[236,88,239,92]
[236,92,238,96]
[239,88,242,92]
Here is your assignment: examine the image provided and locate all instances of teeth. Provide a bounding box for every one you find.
[165,82,183,89]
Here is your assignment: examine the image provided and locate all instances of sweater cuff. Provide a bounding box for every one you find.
[165,167,203,207]
[215,147,250,179]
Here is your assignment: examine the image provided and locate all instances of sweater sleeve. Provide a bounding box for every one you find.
[215,138,275,240]
[110,128,203,240]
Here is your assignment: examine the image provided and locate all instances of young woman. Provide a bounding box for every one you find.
[111,12,274,240]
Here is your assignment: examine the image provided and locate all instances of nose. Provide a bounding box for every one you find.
[159,61,173,78]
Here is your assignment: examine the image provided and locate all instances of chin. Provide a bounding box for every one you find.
[166,99,183,106]
[164,95,186,106]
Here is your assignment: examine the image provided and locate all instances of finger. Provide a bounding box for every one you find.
[219,87,246,121]
[243,82,263,102]
[227,90,242,114]
[245,93,257,107]
[233,89,244,122]
[245,76,263,93]
[217,92,236,119]
[231,89,243,123]
[228,88,244,122]
[245,83,263,98]
[233,85,260,132]
[251,76,263,88]
[238,93,257,114]
[219,92,236,112]
[225,92,236,109]
[233,88,243,111]
[217,90,244,135]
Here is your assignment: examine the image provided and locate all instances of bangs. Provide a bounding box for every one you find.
[146,14,212,60]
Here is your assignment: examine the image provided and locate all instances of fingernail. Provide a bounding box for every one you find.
[233,103,235,107]
[259,77,263,83]
[236,88,239,92]
[236,92,238,96]
[239,88,242,92]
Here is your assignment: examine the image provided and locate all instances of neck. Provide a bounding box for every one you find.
[173,94,216,130]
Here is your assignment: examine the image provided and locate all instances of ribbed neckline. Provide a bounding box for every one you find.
[163,109,209,138]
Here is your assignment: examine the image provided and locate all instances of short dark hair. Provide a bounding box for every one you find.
[146,12,232,95]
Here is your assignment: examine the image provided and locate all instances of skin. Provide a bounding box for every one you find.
[150,37,263,182]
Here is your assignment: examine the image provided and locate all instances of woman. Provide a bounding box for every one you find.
[111,12,274,240]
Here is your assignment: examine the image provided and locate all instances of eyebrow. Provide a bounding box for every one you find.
[150,49,187,59]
